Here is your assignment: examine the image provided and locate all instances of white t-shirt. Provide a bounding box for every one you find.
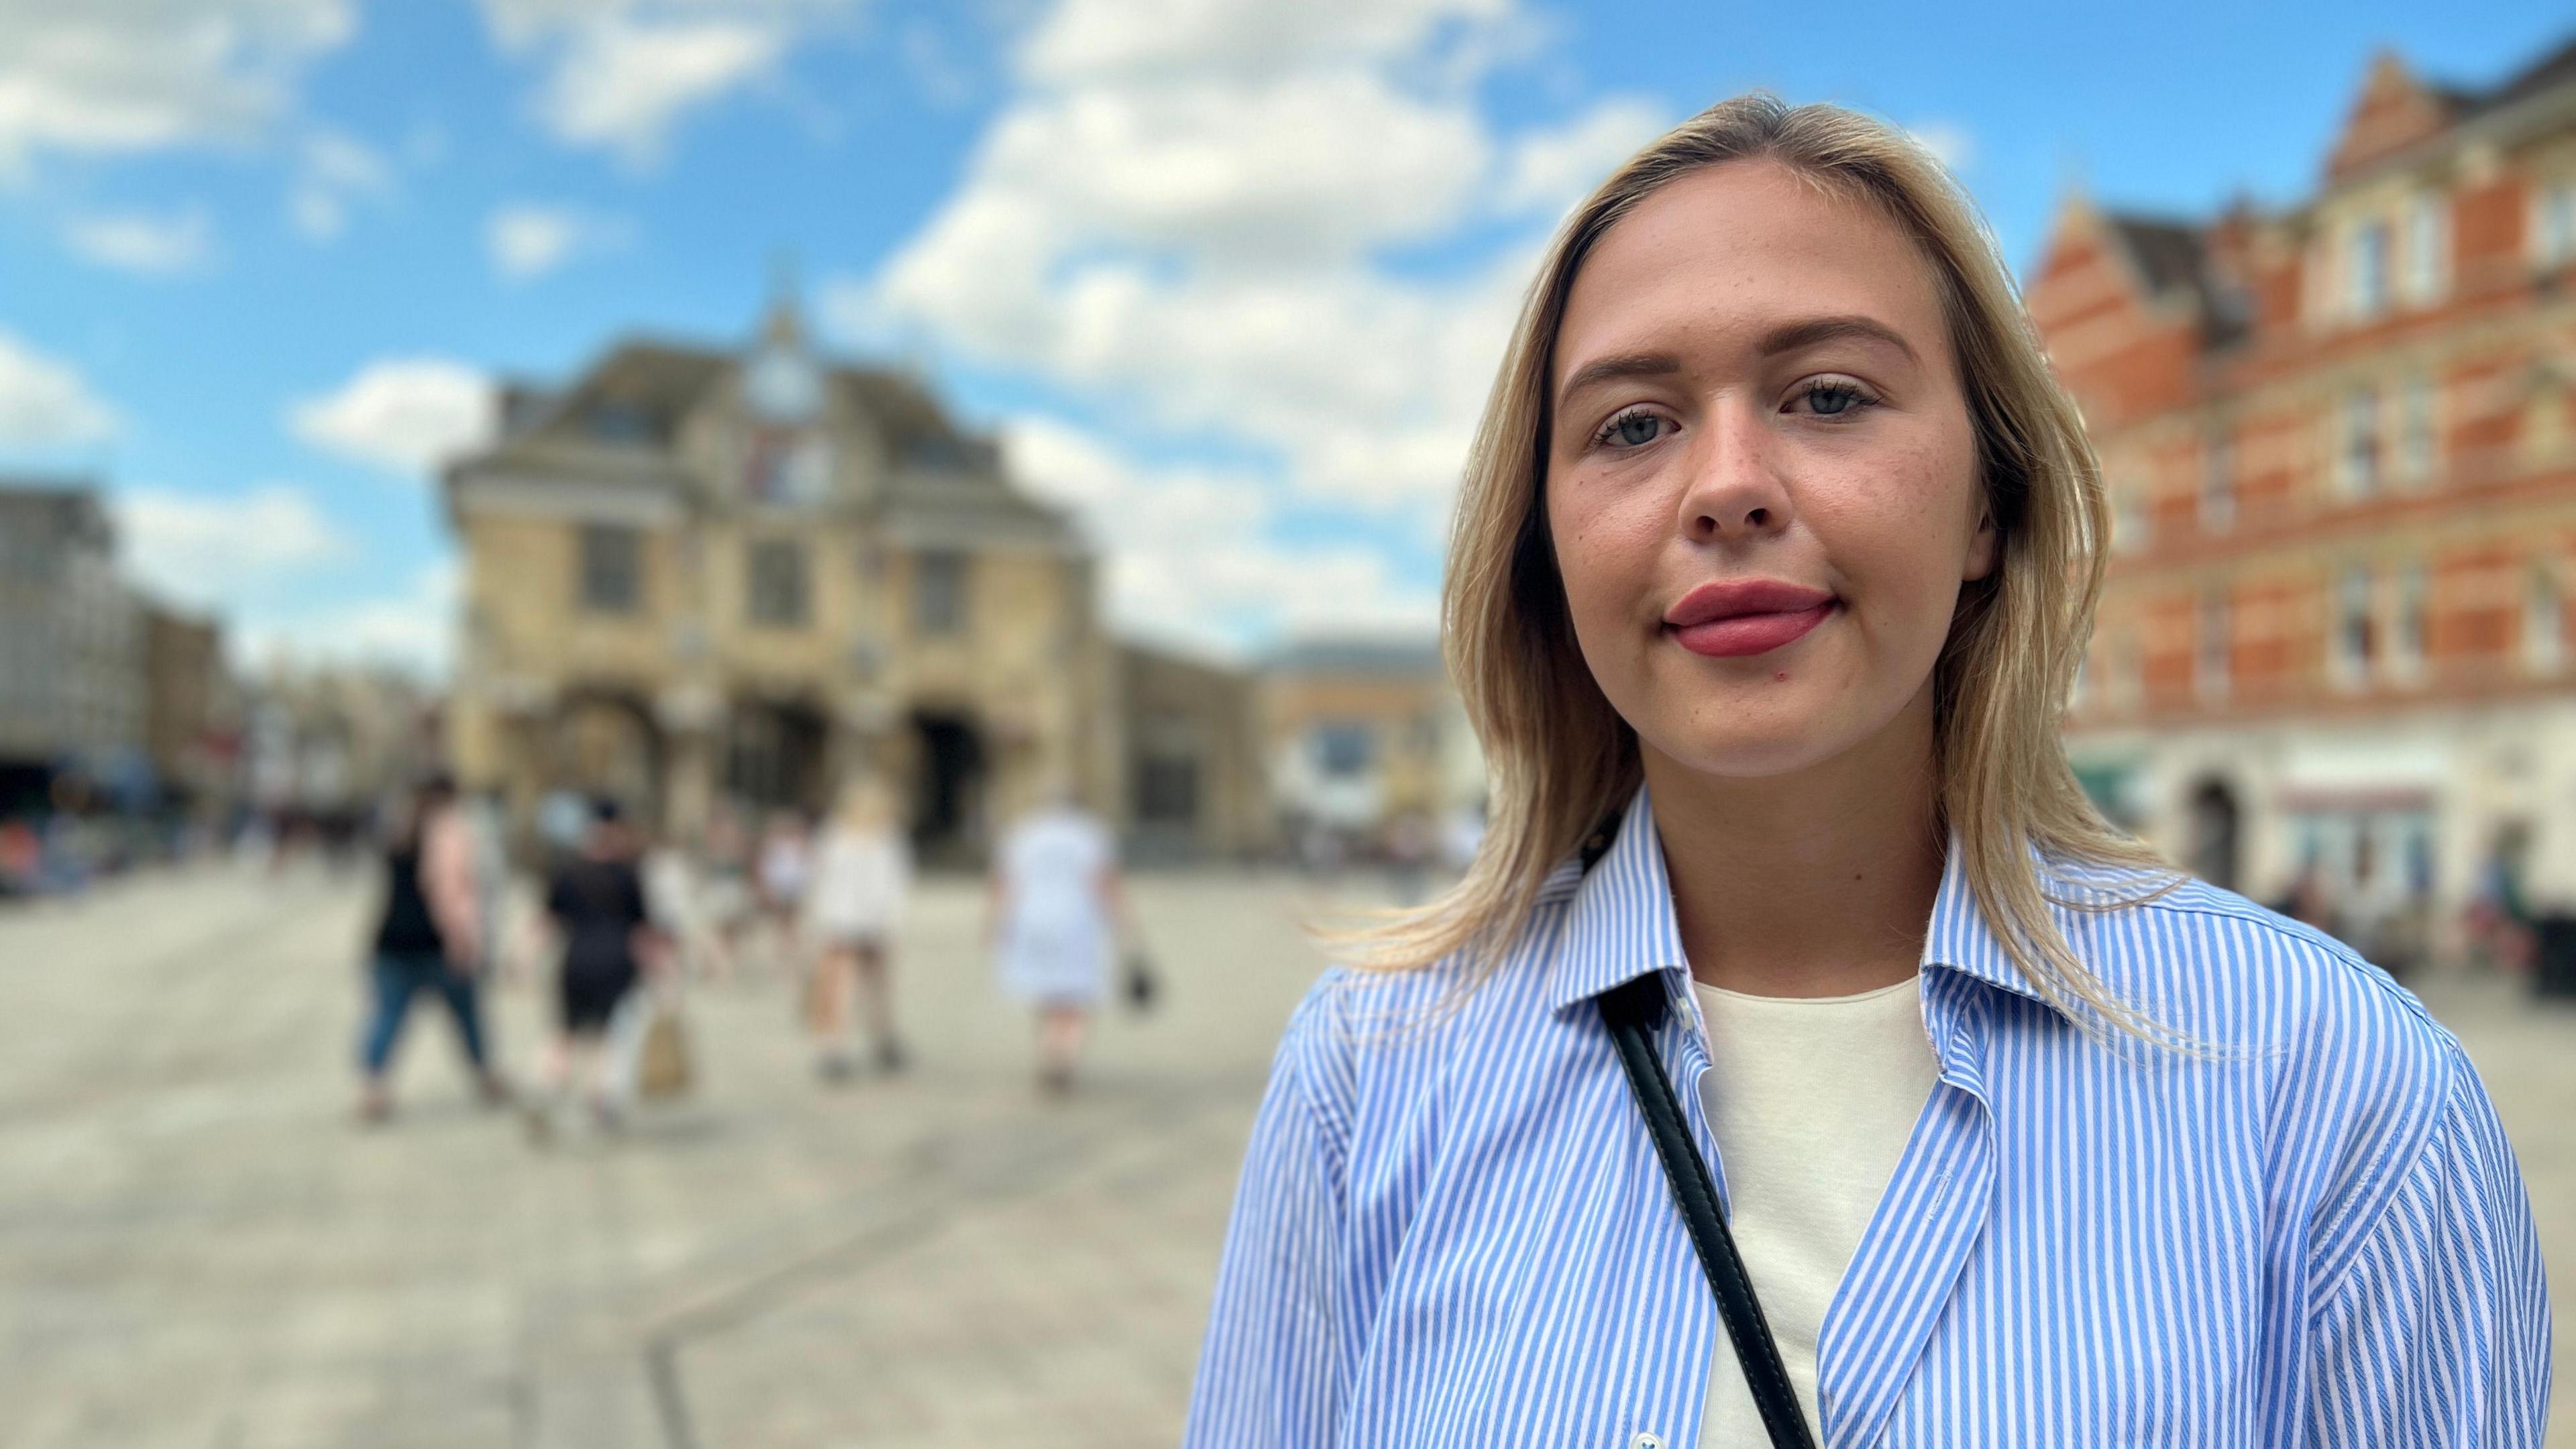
[1690,975,1939,1447]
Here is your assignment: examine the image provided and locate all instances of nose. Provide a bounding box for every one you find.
[1677,398,1792,543]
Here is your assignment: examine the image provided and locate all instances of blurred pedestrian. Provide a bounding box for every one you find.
[356,773,505,1123]
[754,808,812,977]
[524,799,662,1141]
[989,784,1124,1095]
[804,775,913,1081]
[1187,98,2544,1445]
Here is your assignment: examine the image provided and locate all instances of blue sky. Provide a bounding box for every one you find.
[0,0,2565,673]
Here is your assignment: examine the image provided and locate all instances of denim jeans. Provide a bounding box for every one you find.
[359,951,490,1076]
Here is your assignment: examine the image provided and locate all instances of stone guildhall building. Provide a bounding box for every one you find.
[2034,36,2576,950]
[442,301,1118,863]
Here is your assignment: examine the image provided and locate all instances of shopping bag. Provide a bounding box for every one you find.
[638,998,694,1099]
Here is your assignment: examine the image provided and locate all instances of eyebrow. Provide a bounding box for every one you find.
[1554,314,1922,411]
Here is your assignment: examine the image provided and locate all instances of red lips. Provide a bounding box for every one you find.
[1662,578,1837,659]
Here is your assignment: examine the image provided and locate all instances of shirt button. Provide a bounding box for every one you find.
[1631,1435,1664,1449]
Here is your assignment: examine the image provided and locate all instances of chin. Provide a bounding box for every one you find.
[1647,721,1851,781]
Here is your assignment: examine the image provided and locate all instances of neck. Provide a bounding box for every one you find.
[1640,682,1947,998]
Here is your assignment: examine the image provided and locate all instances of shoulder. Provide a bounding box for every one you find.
[2054,860,2454,1065]
[1272,890,1581,1130]
[2053,863,2476,1226]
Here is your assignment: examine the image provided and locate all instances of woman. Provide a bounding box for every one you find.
[755,808,812,977]
[989,786,1124,1095]
[525,798,660,1140]
[356,773,504,1122]
[805,775,913,1080]
[1187,98,2546,1447]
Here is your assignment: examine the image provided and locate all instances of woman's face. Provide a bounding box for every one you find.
[1546,158,1994,782]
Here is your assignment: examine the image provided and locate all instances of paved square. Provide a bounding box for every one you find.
[2,865,2570,1446]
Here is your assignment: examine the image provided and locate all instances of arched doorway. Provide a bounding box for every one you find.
[724,698,828,815]
[909,710,986,866]
[2186,777,2242,890]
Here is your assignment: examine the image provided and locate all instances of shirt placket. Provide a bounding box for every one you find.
[1812,969,2000,1449]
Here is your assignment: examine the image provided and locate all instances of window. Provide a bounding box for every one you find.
[2530,561,2565,674]
[2390,559,2427,684]
[578,523,641,613]
[2196,590,2231,702]
[2402,192,2447,305]
[2537,179,2576,268]
[1313,722,1373,778]
[2333,564,2376,688]
[2396,374,2437,486]
[586,401,659,445]
[2347,219,2390,319]
[747,538,809,627]
[913,549,968,636]
[2202,433,2235,533]
[2337,388,2381,498]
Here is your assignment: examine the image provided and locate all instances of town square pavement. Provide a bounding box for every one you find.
[3,861,2573,1447]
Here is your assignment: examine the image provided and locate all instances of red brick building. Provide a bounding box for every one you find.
[2033,36,2576,956]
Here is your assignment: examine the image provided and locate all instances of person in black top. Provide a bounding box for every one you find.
[358,773,506,1122]
[524,797,663,1140]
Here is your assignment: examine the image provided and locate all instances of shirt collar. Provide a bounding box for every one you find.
[1545,784,2061,1014]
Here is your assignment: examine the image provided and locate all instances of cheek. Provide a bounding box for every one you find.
[1547,471,1667,629]
[1820,432,1978,597]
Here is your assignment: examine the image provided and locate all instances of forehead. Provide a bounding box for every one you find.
[1555,159,1949,379]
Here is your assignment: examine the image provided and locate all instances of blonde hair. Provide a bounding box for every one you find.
[1354,94,2182,1039]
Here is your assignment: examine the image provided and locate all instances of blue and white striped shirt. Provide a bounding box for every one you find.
[1187,788,2549,1446]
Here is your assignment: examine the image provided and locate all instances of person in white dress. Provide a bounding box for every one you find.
[804,776,912,1080]
[988,789,1126,1095]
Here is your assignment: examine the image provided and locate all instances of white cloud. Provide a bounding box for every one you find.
[0,1,356,178]
[113,483,352,610]
[289,358,494,476]
[242,559,458,676]
[474,0,859,164]
[1909,119,1975,175]
[1003,415,1437,657]
[848,1,1656,523]
[0,329,115,446]
[1496,97,1665,215]
[62,207,213,275]
[288,127,394,241]
[485,201,630,281]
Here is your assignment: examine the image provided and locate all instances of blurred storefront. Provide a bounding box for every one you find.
[442,297,1116,865]
[1261,637,1483,863]
[2037,36,2576,960]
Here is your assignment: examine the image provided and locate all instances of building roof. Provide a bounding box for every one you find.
[2466,33,2576,118]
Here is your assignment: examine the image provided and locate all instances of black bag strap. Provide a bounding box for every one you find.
[1582,822,1815,1449]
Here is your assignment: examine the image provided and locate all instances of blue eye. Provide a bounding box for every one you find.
[1797,378,1878,418]
[1597,408,1668,449]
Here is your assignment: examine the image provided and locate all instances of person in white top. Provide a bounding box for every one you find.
[804,776,912,1080]
[988,787,1126,1095]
